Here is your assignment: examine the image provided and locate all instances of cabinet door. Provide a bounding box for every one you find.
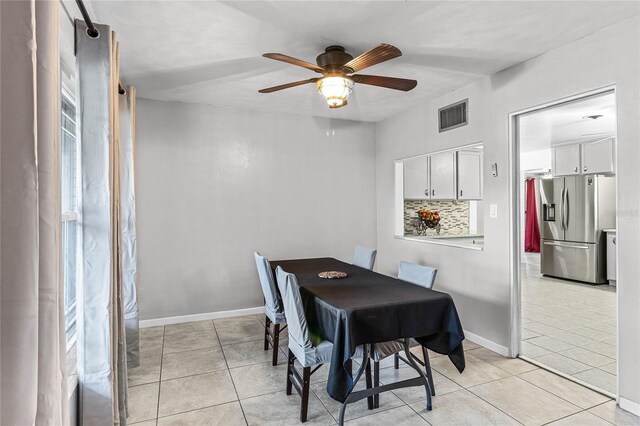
[552,144,581,176]
[582,138,615,175]
[430,151,457,199]
[403,155,430,199]
[457,150,483,200]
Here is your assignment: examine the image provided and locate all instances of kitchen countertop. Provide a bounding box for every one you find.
[398,234,484,250]
[603,229,617,233]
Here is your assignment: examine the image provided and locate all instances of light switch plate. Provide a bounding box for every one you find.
[490,204,498,218]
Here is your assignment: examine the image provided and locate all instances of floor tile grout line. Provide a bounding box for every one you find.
[308,380,339,423]
[154,400,243,423]
[539,408,616,426]
[512,368,614,411]
[155,326,166,424]
[463,383,544,426]
[309,380,401,424]
[156,367,235,383]
[212,320,249,426]
[586,400,625,425]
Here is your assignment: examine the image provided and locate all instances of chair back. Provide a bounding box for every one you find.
[398,261,438,289]
[275,267,312,349]
[353,246,377,270]
[254,252,282,314]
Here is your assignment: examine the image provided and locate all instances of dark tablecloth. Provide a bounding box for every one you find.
[272,257,466,402]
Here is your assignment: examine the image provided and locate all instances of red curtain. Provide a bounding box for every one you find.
[525,178,540,252]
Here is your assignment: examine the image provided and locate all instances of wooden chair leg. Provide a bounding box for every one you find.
[286,349,294,395]
[373,360,380,408]
[365,360,374,410]
[300,366,311,423]
[422,347,436,396]
[264,316,271,351]
[394,353,399,369]
[272,323,280,366]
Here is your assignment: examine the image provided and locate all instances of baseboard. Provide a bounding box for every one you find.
[139,306,264,328]
[619,397,640,416]
[463,329,510,357]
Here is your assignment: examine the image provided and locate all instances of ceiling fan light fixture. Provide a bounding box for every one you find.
[316,76,353,109]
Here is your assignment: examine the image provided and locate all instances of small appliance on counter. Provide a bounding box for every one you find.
[539,175,615,284]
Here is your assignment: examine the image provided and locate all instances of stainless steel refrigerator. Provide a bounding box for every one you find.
[539,175,615,284]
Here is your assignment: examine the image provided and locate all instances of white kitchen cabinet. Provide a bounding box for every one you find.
[403,155,430,199]
[552,144,581,176]
[457,150,483,200]
[582,138,615,175]
[430,151,457,200]
[606,230,616,283]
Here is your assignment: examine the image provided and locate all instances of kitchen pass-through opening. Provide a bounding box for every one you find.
[513,89,618,398]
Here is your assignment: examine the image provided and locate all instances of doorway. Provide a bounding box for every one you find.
[511,89,618,397]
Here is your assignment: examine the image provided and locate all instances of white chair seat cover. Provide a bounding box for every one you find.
[353,246,377,270]
[291,339,333,368]
[353,340,405,362]
[276,266,332,368]
[265,304,287,324]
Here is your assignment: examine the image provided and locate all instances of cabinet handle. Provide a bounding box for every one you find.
[574,166,578,173]
[613,238,616,244]
[460,190,463,197]
[432,189,435,196]
[424,189,429,196]
[583,166,588,172]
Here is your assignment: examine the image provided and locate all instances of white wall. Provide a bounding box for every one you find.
[135,100,377,320]
[375,16,639,408]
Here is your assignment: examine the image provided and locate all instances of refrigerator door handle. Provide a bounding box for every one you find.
[560,188,566,230]
[564,187,570,230]
[543,241,590,249]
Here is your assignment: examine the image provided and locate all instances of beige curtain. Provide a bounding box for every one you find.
[75,20,128,425]
[120,87,140,369]
[0,0,69,425]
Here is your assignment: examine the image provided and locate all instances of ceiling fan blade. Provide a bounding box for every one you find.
[262,53,325,73]
[352,74,417,91]
[343,44,402,72]
[258,78,319,93]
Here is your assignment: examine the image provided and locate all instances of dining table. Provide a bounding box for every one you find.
[270,257,466,424]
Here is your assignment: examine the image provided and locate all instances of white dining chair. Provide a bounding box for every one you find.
[353,246,377,270]
[275,266,333,423]
[394,261,438,395]
[357,261,438,408]
[398,261,438,288]
[254,252,287,366]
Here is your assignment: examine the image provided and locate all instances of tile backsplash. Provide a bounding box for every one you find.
[404,200,470,236]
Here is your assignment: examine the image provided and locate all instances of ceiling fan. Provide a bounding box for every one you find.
[258,44,417,109]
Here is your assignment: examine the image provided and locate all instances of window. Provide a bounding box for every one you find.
[61,86,81,346]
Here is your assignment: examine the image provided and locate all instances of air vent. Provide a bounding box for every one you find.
[439,99,468,132]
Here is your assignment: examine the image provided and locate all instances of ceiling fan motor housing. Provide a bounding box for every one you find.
[316,45,354,73]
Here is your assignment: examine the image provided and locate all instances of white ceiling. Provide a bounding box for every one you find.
[519,91,616,152]
[90,1,638,122]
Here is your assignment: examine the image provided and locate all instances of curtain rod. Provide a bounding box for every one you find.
[74,0,126,95]
[75,0,99,38]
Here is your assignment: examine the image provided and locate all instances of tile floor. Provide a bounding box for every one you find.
[127,314,639,425]
[521,253,618,394]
